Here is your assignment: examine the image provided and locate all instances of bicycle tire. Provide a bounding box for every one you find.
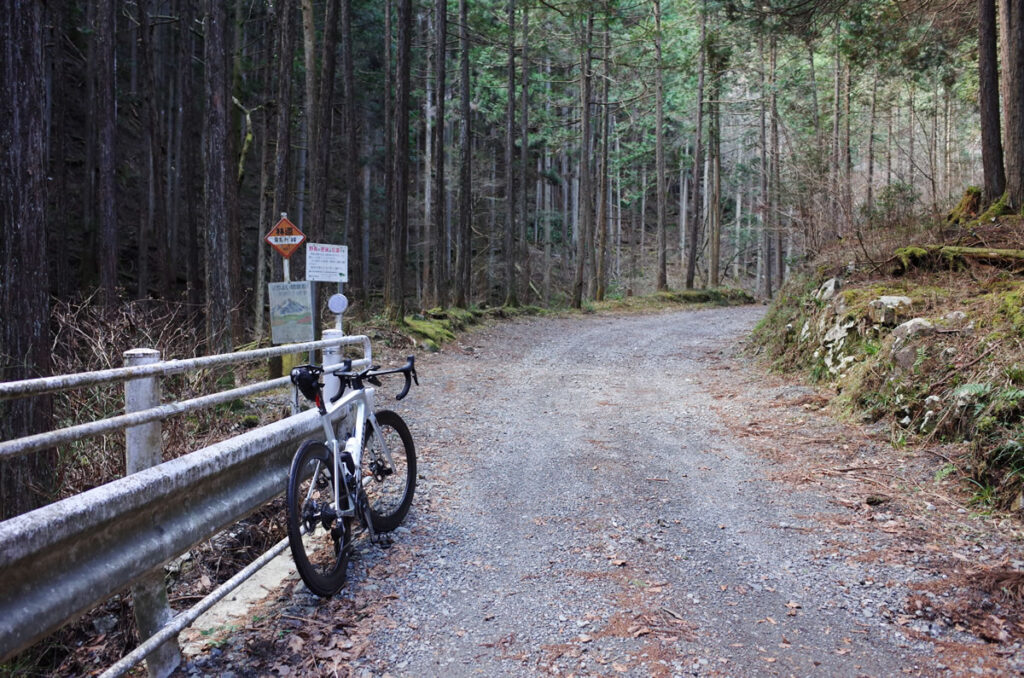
[362,410,416,532]
[286,440,351,596]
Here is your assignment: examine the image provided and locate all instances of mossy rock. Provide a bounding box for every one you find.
[894,246,930,272]
[655,288,754,306]
[404,315,456,346]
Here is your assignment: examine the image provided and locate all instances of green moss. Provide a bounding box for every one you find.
[946,186,982,225]
[976,191,1012,223]
[895,246,929,271]
[654,288,755,306]
[996,285,1024,336]
[403,315,456,345]
[750,274,819,371]
[424,306,478,331]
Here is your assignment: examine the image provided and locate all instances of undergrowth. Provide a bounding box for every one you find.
[754,212,1024,510]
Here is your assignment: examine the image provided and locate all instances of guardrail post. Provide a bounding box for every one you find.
[321,329,343,404]
[124,348,181,678]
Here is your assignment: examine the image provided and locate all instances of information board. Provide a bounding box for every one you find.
[305,243,349,283]
[268,281,314,344]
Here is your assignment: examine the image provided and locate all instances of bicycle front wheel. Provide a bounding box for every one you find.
[286,440,351,596]
[363,410,416,532]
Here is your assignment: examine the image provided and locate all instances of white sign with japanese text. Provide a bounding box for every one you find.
[306,243,349,283]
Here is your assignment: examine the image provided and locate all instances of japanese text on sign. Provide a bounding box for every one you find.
[305,243,349,283]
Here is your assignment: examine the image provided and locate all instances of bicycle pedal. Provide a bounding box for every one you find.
[375,536,394,549]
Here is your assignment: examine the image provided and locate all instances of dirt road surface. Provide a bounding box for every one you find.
[182,306,1024,677]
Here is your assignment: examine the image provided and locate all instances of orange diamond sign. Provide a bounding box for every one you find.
[265,216,306,258]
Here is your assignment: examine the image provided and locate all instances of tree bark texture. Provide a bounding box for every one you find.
[981,0,1006,203]
[504,0,519,307]
[204,0,234,353]
[572,14,593,307]
[999,0,1024,209]
[97,0,118,305]
[520,5,530,300]
[273,0,295,241]
[655,0,668,291]
[454,0,472,307]
[596,15,611,301]
[432,0,449,305]
[1,0,54,519]
[686,5,705,290]
[385,0,412,321]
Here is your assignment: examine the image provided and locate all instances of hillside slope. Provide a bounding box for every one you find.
[752,215,1024,510]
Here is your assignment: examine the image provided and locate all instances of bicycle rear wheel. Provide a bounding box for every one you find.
[286,440,351,596]
[363,410,416,532]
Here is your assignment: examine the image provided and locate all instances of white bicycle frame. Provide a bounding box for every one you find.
[310,378,395,530]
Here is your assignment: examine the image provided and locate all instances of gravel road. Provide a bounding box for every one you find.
[184,305,1022,677]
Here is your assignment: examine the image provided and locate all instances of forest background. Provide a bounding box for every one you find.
[3,0,1024,518]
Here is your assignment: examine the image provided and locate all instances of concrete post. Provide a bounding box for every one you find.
[123,348,181,678]
[124,349,162,473]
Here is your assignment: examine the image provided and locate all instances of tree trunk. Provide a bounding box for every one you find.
[708,29,722,288]
[866,73,878,221]
[97,0,118,305]
[273,0,295,264]
[454,0,472,307]
[771,35,783,288]
[908,85,915,188]
[1,0,54,519]
[384,1,394,304]
[1000,0,1024,207]
[320,0,340,229]
[572,18,592,307]
[422,20,435,307]
[980,0,1005,203]
[305,0,339,246]
[50,5,71,298]
[204,0,234,353]
[886,99,894,187]
[806,38,823,163]
[432,0,448,306]
[340,0,365,311]
[228,0,243,340]
[519,4,530,301]
[842,61,852,230]
[137,0,169,298]
[385,0,412,321]
[254,5,276,341]
[686,4,705,290]
[830,24,841,235]
[596,12,611,300]
[679,151,688,270]
[542,58,553,304]
[759,34,772,299]
[640,165,647,270]
[654,0,668,291]
[301,0,319,232]
[182,1,202,314]
[504,0,519,307]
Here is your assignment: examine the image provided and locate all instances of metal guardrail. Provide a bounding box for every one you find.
[0,330,371,675]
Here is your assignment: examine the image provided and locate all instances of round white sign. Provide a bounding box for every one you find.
[328,293,349,314]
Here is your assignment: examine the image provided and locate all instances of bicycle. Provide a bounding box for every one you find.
[286,356,418,596]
